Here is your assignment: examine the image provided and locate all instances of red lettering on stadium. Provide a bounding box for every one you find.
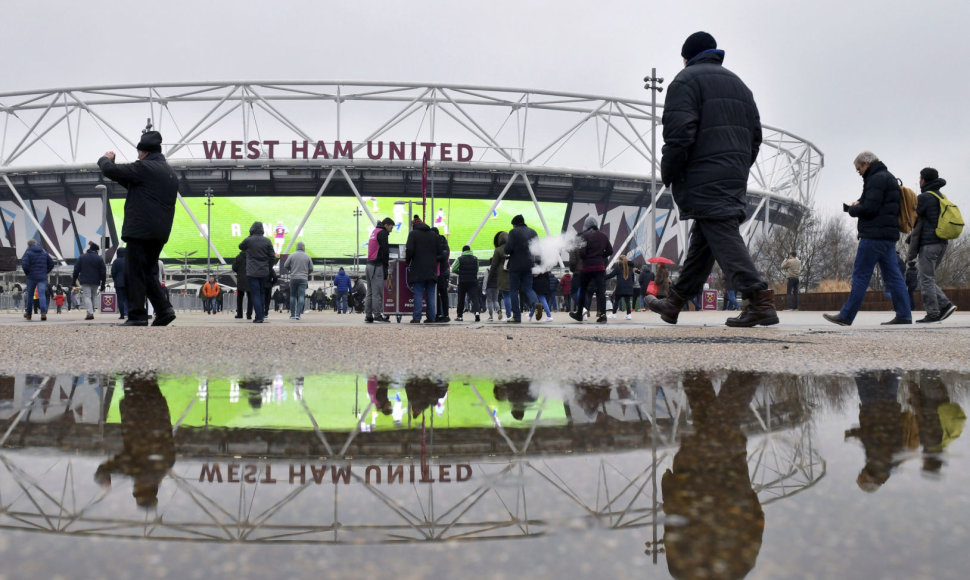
[202,140,473,162]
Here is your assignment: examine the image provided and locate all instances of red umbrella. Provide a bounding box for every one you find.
[647,256,674,265]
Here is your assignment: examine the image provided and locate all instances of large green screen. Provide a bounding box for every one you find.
[110,196,566,260]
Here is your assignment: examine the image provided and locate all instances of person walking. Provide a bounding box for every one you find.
[365,217,394,323]
[72,241,107,321]
[560,271,573,313]
[111,247,128,319]
[489,231,511,321]
[201,276,220,315]
[823,152,912,326]
[12,284,23,311]
[450,244,481,322]
[405,216,439,323]
[282,240,313,320]
[906,167,958,323]
[780,252,802,310]
[503,215,539,324]
[97,130,177,327]
[647,31,778,327]
[232,250,252,319]
[569,217,614,323]
[606,255,636,319]
[334,267,351,314]
[20,240,55,321]
[238,221,278,323]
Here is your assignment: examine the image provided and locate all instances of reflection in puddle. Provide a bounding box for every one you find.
[0,370,967,577]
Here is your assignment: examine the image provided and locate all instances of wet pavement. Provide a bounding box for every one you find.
[0,369,967,579]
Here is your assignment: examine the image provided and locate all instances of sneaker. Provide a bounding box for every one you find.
[475,314,480,322]
[822,313,851,326]
[364,317,374,323]
[85,314,94,320]
[41,314,47,321]
[881,317,912,325]
[625,313,632,320]
[488,316,493,322]
[916,314,941,323]
[940,303,958,321]
[152,309,177,327]
[545,315,554,322]
[410,319,422,324]
[295,316,300,321]
[596,314,608,323]
[455,316,463,322]
[568,311,583,322]
[374,316,391,323]
[607,313,616,319]
[507,318,521,324]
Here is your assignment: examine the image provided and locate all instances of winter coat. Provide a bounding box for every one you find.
[504,224,538,272]
[238,222,278,278]
[282,250,314,280]
[488,232,510,292]
[606,262,635,295]
[367,226,390,270]
[533,271,551,297]
[560,272,572,294]
[21,244,56,281]
[451,249,479,283]
[660,50,762,221]
[436,236,451,278]
[111,248,127,288]
[638,268,654,292]
[405,222,440,283]
[579,227,613,272]
[908,178,949,257]
[232,251,249,289]
[202,281,220,298]
[98,152,179,242]
[848,161,901,241]
[334,269,352,292]
[73,248,107,286]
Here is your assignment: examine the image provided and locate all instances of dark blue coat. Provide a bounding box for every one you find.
[848,161,901,241]
[73,249,107,286]
[21,244,55,281]
[111,248,127,287]
[98,152,179,243]
[334,269,352,292]
[504,224,538,273]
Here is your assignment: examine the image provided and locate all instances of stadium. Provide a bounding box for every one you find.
[0,81,823,279]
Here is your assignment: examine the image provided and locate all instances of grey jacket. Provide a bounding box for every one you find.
[282,250,314,280]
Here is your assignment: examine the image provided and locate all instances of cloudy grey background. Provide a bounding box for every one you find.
[2,0,967,215]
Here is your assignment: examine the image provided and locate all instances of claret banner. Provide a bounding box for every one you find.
[202,140,474,162]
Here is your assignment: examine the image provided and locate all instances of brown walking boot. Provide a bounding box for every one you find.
[725,289,779,327]
[646,289,687,325]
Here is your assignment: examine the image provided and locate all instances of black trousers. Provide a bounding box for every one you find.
[436,272,450,316]
[236,290,252,317]
[577,270,607,315]
[673,218,767,299]
[456,281,480,314]
[125,238,173,321]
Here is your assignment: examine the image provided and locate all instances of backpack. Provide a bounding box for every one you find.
[897,179,918,233]
[927,190,964,240]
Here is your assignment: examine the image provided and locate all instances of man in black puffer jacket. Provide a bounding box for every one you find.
[98,130,178,327]
[905,167,957,323]
[824,152,912,326]
[649,31,777,328]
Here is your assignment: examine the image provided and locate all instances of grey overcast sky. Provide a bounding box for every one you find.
[2,0,968,215]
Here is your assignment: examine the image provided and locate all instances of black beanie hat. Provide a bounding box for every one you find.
[511,214,525,226]
[920,167,939,182]
[88,241,99,251]
[681,31,717,61]
[137,131,163,153]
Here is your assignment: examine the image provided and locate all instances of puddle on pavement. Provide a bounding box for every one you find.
[0,370,967,578]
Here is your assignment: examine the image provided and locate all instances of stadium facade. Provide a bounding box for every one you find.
[0,82,823,268]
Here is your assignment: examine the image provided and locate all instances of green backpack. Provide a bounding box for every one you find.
[928,190,964,240]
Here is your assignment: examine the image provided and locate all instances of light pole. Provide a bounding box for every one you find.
[95,184,107,261]
[203,187,214,274]
[352,208,362,273]
[643,69,664,258]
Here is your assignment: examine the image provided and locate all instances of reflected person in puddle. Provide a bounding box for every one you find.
[493,380,537,421]
[94,373,175,508]
[845,370,906,492]
[405,378,449,418]
[904,371,967,475]
[662,371,764,579]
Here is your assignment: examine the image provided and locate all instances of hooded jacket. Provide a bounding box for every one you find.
[488,231,510,292]
[405,221,440,283]
[98,152,179,242]
[21,243,56,281]
[238,222,278,277]
[232,251,249,288]
[111,247,127,287]
[908,178,949,257]
[578,223,613,272]
[848,161,901,241]
[73,247,107,286]
[660,50,762,221]
[334,268,352,292]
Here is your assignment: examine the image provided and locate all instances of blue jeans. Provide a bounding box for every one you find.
[248,277,268,321]
[117,286,128,317]
[24,279,48,316]
[290,278,307,316]
[501,290,512,317]
[508,270,537,321]
[411,280,436,322]
[336,291,349,313]
[839,238,911,323]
